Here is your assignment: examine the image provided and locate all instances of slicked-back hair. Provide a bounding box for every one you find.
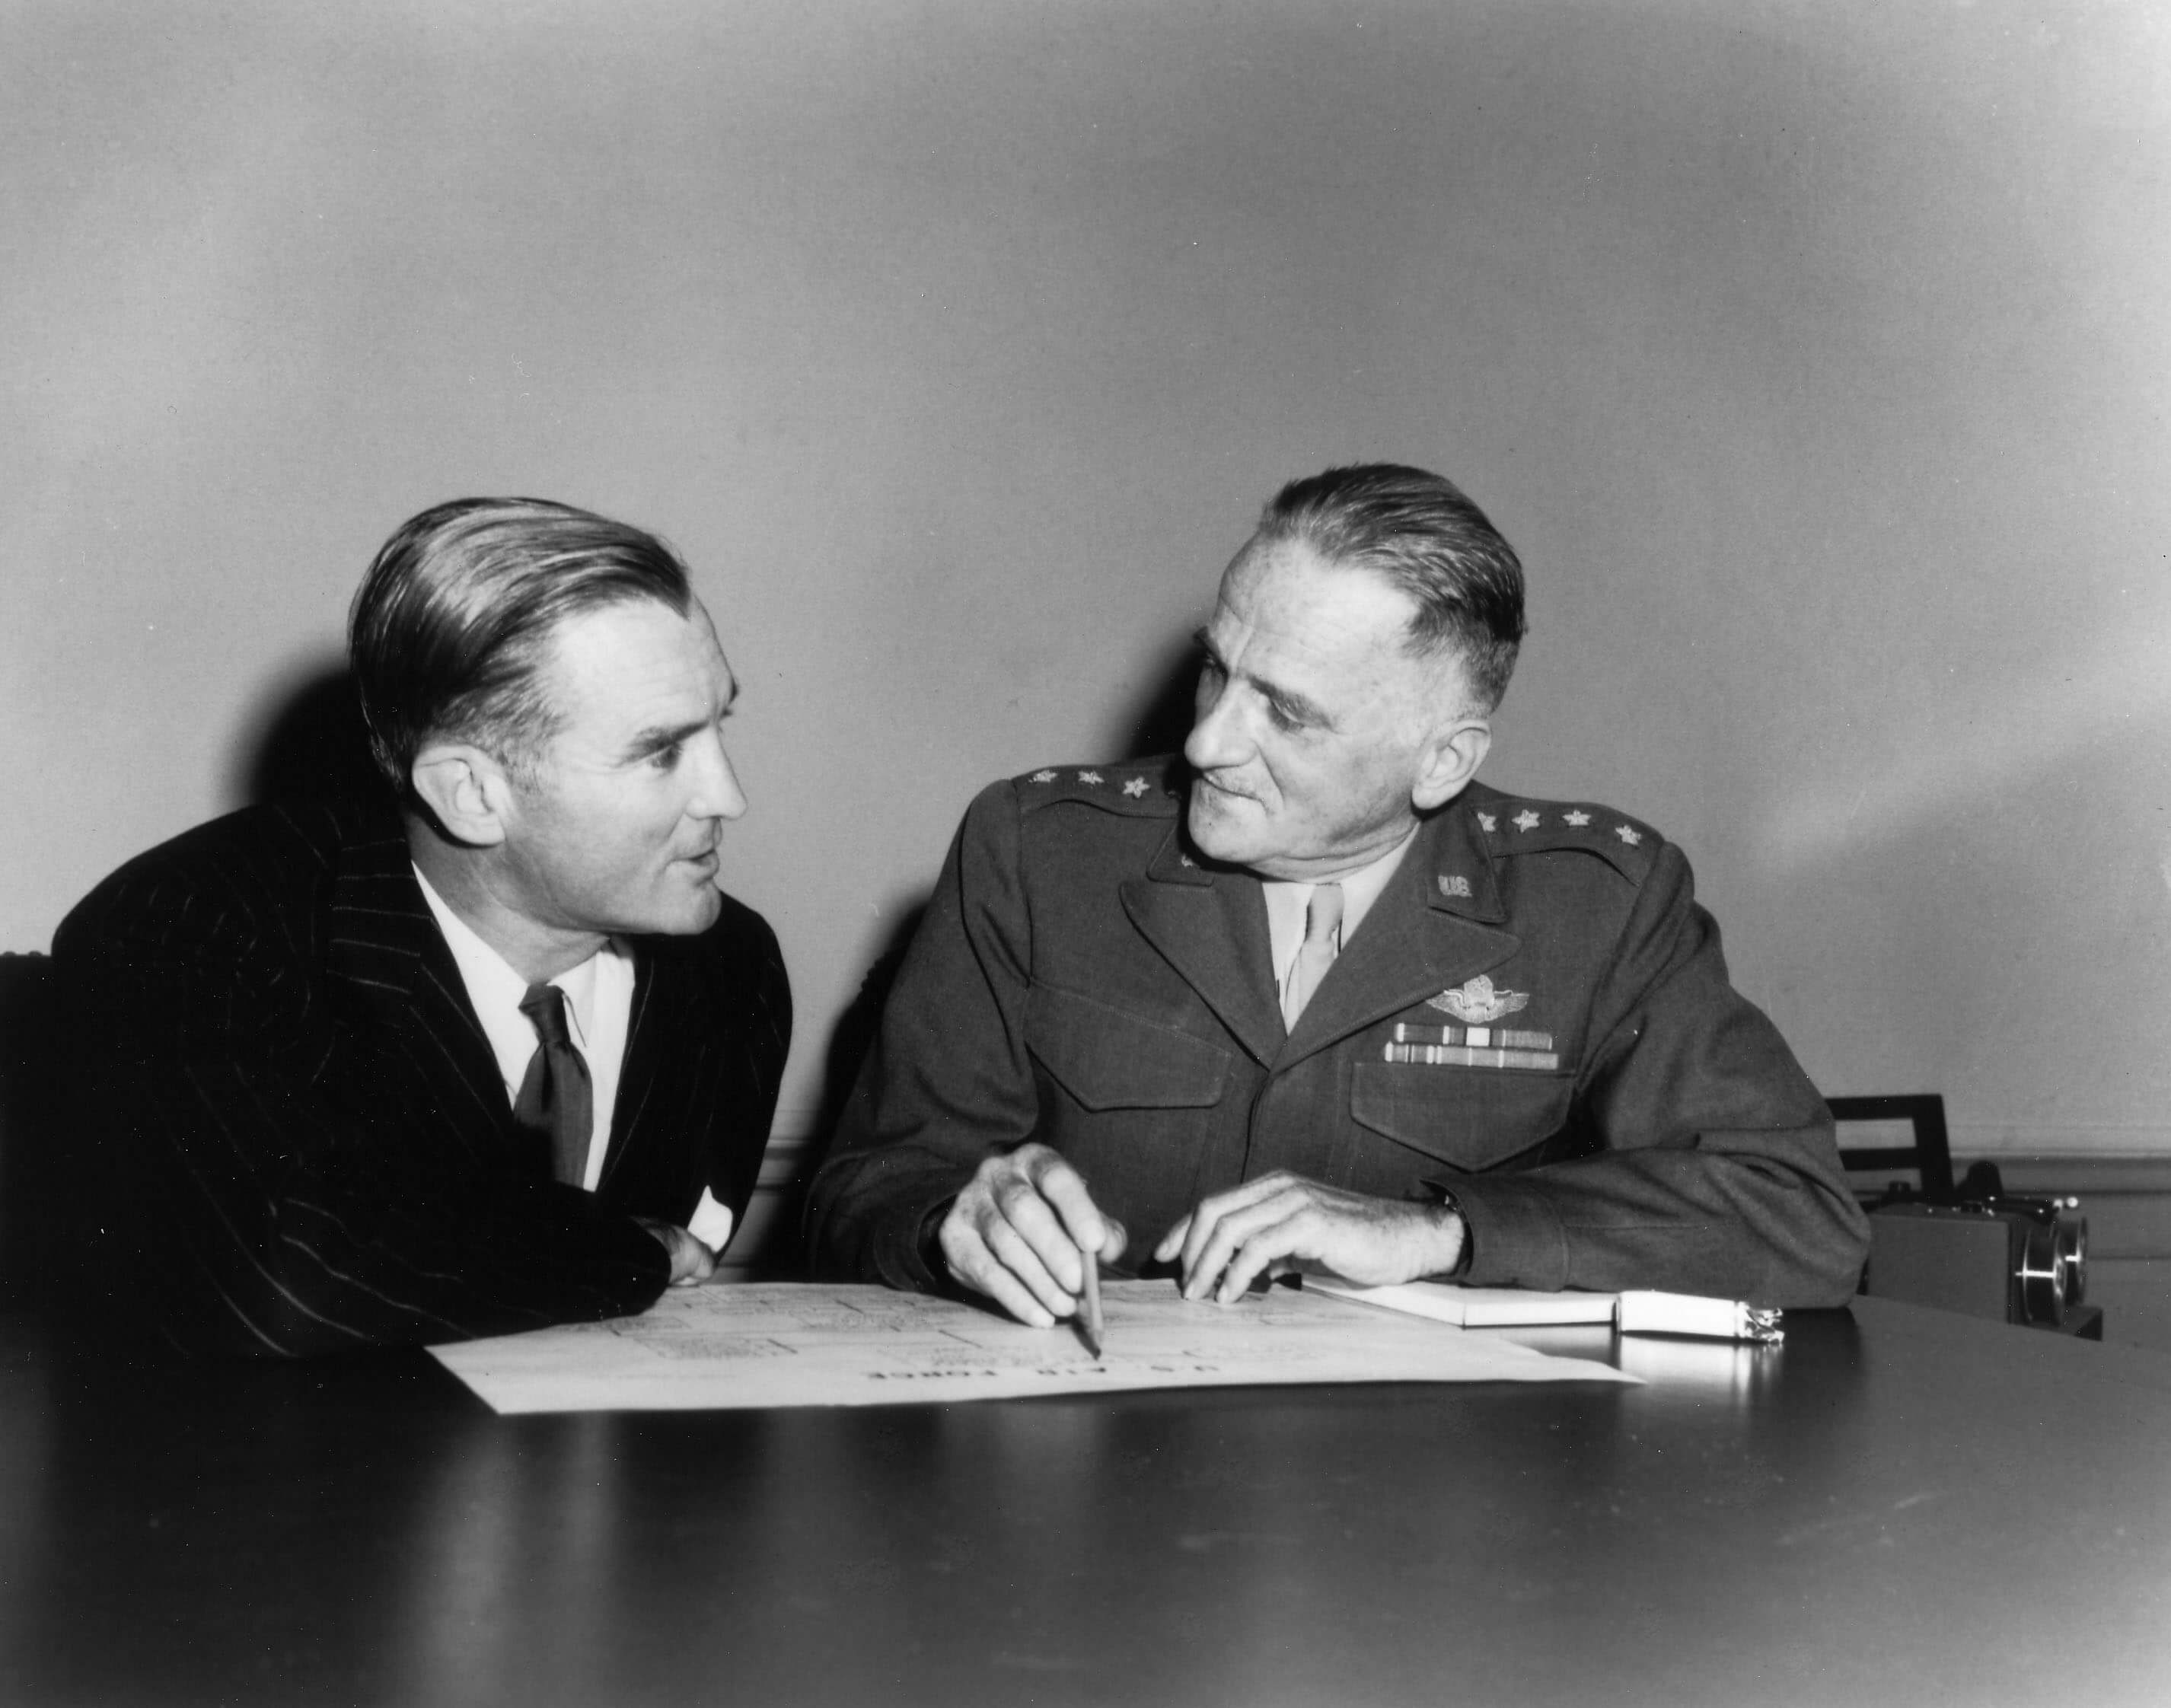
[1252,464,1527,712]
[349,497,693,795]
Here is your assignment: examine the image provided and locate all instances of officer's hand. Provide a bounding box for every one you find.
[1153,1172,1465,1305]
[636,1218,719,1286]
[940,1143,1126,1328]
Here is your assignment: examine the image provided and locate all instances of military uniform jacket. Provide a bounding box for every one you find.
[56,800,791,1357]
[808,760,1867,1308]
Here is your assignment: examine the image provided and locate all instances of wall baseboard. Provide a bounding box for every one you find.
[1949,1124,2171,1158]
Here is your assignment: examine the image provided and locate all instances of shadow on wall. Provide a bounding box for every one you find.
[756,903,929,1278]
[1108,627,1201,762]
[234,661,391,810]
[231,627,1209,814]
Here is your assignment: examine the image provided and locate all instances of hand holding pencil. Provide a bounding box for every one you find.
[936,1142,1125,1337]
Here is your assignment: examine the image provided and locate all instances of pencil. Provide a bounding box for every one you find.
[1079,1242,1105,1359]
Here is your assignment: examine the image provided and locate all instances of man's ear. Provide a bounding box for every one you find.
[409,744,517,848]
[1411,715,1491,813]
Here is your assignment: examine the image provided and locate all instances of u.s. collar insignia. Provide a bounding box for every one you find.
[1427,974,1529,1024]
[1437,875,1472,898]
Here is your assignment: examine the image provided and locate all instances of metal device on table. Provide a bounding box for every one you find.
[1829,1096,2090,1332]
[1865,1165,2087,1329]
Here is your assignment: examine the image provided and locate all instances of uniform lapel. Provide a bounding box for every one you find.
[1119,827,1286,1066]
[1278,798,1521,1066]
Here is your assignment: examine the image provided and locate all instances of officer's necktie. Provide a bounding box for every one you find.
[515,983,594,1186]
[1280,881,1344,1031]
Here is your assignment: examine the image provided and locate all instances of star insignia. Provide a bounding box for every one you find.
[1564,810,1591,827]
[1078,770,1103,785]
[1476,811,1497,833]
[1513,810,1541,832]
[1123,776,1148,798]
[1615,824,1641,846]
[1031,770,1057,784]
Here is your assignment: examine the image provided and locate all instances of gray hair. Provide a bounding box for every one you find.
[1254,464,1526,711]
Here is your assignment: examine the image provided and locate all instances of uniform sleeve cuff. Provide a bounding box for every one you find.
[1435,1175,1571,1290]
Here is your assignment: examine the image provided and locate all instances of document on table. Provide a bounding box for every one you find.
[430,1279,1639,1414]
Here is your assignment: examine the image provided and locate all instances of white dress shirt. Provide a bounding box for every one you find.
[1260,826,1419,1012]
[415,868,735,1253]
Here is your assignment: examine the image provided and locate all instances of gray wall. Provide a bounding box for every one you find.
[6,2,2168,1155]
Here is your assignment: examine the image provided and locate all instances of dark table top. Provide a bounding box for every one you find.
[4,1294,2169,1708]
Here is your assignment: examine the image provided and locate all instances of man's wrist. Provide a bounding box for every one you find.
[915,1197,958,1287]
[1423,1187,1471,1279]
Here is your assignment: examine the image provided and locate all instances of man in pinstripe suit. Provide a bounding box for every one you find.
[57,499,791,1357]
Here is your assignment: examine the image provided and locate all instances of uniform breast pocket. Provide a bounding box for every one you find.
[1350,1061,1575,1172]
[1025,983,1232,1111]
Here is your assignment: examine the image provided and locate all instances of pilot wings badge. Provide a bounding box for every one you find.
[1427,975,1529,1024]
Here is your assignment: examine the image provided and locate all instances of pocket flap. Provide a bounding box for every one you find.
[1026,984,1232,1111]
[1350,1060,1573,1171]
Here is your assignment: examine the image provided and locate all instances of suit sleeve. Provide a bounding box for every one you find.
[1446,843,1870,1308]
[805,781,1036,1289]
[56,875,672,1359]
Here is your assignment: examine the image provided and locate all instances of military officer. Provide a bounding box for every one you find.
[805,464,1868,1327]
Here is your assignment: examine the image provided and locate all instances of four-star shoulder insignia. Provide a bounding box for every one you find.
[1470,794,1659,883]
[1016,759,1182,818]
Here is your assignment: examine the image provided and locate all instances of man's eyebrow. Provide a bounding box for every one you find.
[1191,627,1333,729]
[619,699,734,762]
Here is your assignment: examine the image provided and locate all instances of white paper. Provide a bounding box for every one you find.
[429,1279,1640,1413]
[1308,1278,1618,1327]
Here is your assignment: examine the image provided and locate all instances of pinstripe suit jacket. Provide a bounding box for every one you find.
[55,800,790,1357]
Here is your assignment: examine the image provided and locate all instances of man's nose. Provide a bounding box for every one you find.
[689,733,748,821]
[1184,676,1248,772]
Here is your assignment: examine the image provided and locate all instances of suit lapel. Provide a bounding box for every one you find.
[604,945,666,1188]
[604,935,725,1190]
[323,820,515,1152]
[1119,827,1286,1066]
[1279,799,1521,1066]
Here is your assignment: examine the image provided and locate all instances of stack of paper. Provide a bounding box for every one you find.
[1305,1279,1782,1343]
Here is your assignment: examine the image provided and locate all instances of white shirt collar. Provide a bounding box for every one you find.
[1260,825,1420,986]
[411,865,623,1097]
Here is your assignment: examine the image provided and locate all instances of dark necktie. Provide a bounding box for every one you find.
[515,983,594,1186]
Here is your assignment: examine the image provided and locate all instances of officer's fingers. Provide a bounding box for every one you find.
[939,1216,1057,1327]
[1213,1210,1313,1304]
[1026,1154,1115,1262]
[1152,1213,1193,1266]
[1175,1174,1296,1277]
[990,1172,1092,1294]
[956,1251,1060,1328]
[1180,1190,1297,1300]
[980,1214,1078,1321]
[1096,1216,1128,1264]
